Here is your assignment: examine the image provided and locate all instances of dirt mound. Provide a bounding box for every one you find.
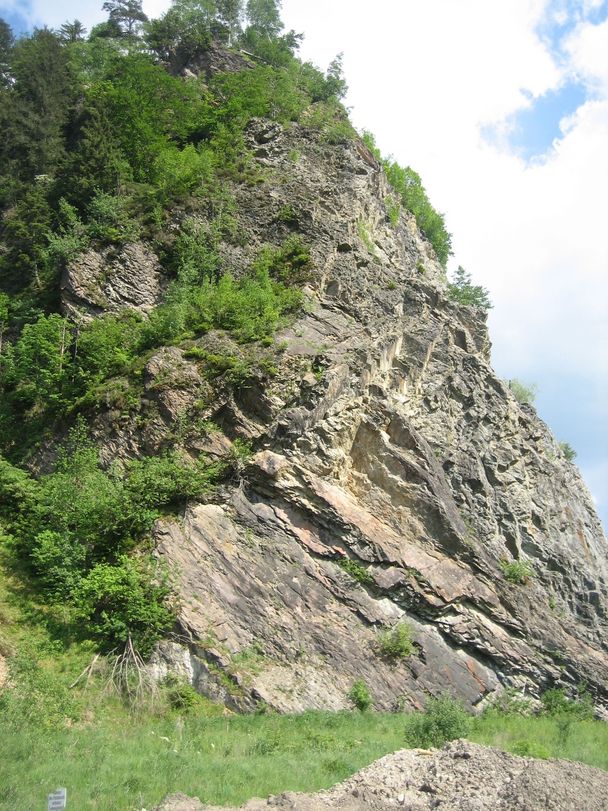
[154,740,608,810]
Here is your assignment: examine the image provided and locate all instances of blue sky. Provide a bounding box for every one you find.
[482,81,588,159]
[1,0,607,530]
[1,5,30,34]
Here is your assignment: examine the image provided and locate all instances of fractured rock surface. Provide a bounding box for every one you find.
[78,116,608,711]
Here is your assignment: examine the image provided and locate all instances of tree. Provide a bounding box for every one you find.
[58,19,87,43]
[102,0,148,40]
[13,313,72,409]
[325,53,348,100]
[245,0,283,37]
[145,0,216,63]
[0,184,54,294]
[447,266,492,310]
[60,96,127,204]
[7,28,74,179]
[0,18,14,87]
[89,19,123,39]
[216,0,244,40]
[0,292,8,357]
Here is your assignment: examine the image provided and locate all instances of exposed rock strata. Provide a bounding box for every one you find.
[154,739,608,811]
[61,241,165,321]
[71,117,608,711]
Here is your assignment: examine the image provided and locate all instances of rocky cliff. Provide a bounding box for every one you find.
[65,116,608,714]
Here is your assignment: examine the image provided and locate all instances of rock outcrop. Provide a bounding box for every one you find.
[78,117,608,712]
[154,739,608,811]
[61,241,165,321]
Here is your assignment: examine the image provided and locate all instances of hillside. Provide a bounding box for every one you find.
[0,0,607,739]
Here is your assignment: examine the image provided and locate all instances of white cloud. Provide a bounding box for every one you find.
[565,16,608,92]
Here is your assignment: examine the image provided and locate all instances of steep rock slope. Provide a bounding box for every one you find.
[75,119,608,712]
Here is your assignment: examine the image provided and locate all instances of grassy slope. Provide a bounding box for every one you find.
[1,700,607,809]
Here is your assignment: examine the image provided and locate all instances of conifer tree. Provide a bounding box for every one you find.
[102,0,148,39]
[58,20,87,43]
[0,18,14,87]
[8,28,74,179]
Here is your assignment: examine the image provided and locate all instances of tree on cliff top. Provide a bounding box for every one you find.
[102,0,148,39]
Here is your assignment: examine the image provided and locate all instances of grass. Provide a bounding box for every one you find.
[1,698,607,810]
[470,711,608,768]
[0,709,406,810]
[2,568,608,810]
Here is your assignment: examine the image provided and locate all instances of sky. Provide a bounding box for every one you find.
[1,0,606,528]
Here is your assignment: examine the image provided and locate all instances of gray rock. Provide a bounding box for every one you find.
[61,241,165,321]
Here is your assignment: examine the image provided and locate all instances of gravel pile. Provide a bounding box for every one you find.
[154,739,608,810]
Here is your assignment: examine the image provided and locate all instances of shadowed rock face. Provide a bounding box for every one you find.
[77,117,608,712]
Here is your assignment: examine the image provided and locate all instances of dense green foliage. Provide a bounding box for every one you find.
[0,431,219,652]
[348,679,372,711]
[404,694,471,748]
[363,131,452,267]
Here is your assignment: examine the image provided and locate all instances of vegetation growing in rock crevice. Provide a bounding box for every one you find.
[447,265,492,310]
[362,131,452,267]
[500,559,534,585]
[376,622,415,659]
[508,378,537,405]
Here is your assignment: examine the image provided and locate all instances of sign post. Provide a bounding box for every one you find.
[48,788,67,810]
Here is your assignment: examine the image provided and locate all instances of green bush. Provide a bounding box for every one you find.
[0,435,220,653]
[483,688,534,716]
[377,622,414,659]
[540,687,593,720]
[164,677,202,711]
[73,555,174,656]
[86,192,141,244]
[348,679,372,712]
[386,198,400,227]
[508,379,537,405]
[252,236,313,286]
[405,694,471,748]
[500,559,534,585]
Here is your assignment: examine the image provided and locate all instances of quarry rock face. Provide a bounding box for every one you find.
[76,118,608,712]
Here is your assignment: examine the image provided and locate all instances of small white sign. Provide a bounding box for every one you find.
[48,788,67,810]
